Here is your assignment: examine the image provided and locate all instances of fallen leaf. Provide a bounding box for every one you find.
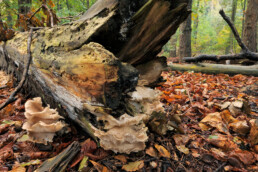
[199,112,229,134]
[207,134,238,151]
[146,147,158,158]
[229,120,250,135]
[78,156,88,171]
[176,145,189,154]
[122,160,144,172]
[9,166,26,172]
[154,144,171,158]
[17,134,30,142]
[229,150,256,165]
[114,155,127,163]
[20,159,41,167]
[249,119,258,145]
[90,160,110,172]
[191,149,200,158]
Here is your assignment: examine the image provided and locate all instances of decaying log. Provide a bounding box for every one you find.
[183,9,258,63]
[0,0,190,142]
[167,63,258,76]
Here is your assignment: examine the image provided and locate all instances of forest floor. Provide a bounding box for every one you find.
[0,70,257,172]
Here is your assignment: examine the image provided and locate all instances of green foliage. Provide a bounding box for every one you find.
[162,0,247,57]
[0,0,97,29]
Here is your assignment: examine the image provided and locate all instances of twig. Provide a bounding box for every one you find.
[219,9,249,52]
[29,5,43,21]
[214,162,227,172]
[0,85,7,90]
[42,4,54,27]
[0,28,39,111]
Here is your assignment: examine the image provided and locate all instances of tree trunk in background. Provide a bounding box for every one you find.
[193,0,200,47]
[241,0,247,38]
[178,0,192,62]
[225,0,238,54]
[243,0,258,52]
[18,0,31,31]
[57,0,62,11]
[230,0,238,53]
[169,35,177,57]
[18,0,31,14]
[87,0,90,9]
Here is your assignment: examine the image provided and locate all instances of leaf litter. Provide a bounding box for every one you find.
[0,70,258,171]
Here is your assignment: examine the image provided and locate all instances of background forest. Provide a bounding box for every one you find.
[0,0,257,59]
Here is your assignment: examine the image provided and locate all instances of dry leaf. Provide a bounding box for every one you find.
[9,166,26,172]
[90,160,110,172]
[176,145,189,155]
[249,119,258,145]
[146,147,158,158]
[122,160,144,172]
[229,120,250,135]
[199,112,229,134]
[114,155,127,163]
[154,144,171,158]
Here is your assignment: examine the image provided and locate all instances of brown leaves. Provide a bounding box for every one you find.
[158,71,258,170]
[0,21,15,42]
[122,160,144,172]
[154,144,171,158]
[70,139,108,168]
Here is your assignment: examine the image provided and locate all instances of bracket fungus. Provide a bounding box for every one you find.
[94,114,148,154]
[22,97,66,145]
[88,86,165,154]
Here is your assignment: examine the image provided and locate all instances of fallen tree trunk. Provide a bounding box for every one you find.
[0,0,189,141]
[166,63,258,76]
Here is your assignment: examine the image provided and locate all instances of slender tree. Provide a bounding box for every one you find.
[178,0,193,61]
[241,0,247,38]
[193,0,200,47]
[18,0,31,14]
[243,0,258,52]
[225,0,238,54]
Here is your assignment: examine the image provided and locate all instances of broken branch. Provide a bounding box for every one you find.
[0,27,40,110]
[42,4,54,27]
[183,9,258,63]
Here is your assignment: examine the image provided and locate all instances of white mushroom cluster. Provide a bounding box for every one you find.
[22,97,66,145]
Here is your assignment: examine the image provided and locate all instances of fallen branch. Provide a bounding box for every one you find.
[166,63,258,76]
[183,9,258,63]
[29,6,43,21]
[42,4,54,27]
[0,27,40,111]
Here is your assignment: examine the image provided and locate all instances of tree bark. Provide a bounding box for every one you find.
[167,63,258,76]
[243,0,258,52]
[178,0,192,62]
[0,0,190,138]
